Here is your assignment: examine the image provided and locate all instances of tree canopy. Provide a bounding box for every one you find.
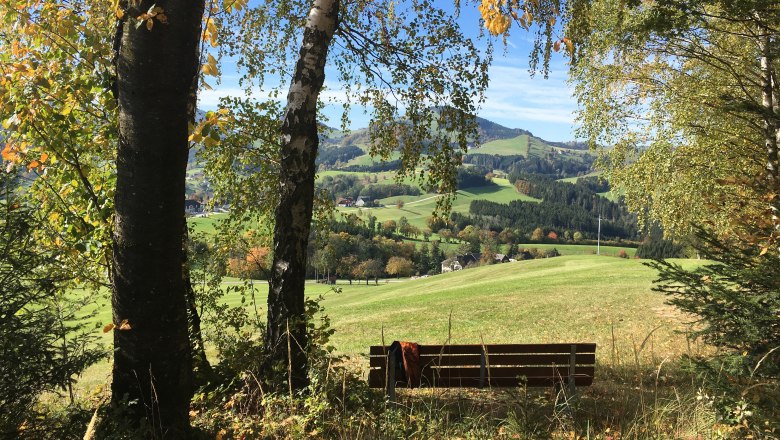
[568,0,779,238]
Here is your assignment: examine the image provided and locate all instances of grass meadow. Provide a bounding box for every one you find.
[76,255,696,391]
[68,254,730,438]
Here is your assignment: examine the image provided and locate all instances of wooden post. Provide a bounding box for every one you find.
[479,347,486,389]
[568,344,577,399]
[386,349,396,402]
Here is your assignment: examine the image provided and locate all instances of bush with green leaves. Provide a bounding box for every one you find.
[0,171,103,437]
[649,228,780,431]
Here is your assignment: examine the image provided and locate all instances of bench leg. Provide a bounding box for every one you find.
[568,344,577,401]
[386,351,396,403]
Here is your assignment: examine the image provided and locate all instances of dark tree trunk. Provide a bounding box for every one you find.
[111,0,204,435]
[266,0,339,390]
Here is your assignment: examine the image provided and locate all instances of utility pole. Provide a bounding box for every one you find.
[597,215,601,256]
[595,194,601,255]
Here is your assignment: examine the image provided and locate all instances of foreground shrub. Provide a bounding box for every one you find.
[650,228,780,431]
[0,172,103,437]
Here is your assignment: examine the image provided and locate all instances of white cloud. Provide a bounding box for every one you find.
[197,61,580,140]
[478,63,578,131]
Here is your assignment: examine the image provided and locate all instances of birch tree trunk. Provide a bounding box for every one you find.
[759,30,780,251]
[759,32,779,186]
[111,0,204,435]
[266,0,340,390]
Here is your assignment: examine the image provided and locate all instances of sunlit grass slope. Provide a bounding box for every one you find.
[314,255,698,357]
[469,134,531,156]
[76,255,700,393]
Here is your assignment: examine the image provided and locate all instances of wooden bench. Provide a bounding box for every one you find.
[368,343,596,401]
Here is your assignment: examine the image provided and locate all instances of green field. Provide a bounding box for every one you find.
[469,134,531,156]
[189,213,228,234]
[341,177,540,229]
[77,255,699,394]
[316,169,422,187]
[557,171,602,183]
[514,243,636,257]
[468,134,593,163]
[320,255,696,356]
[343,151,402,167]
[84,255,699,364]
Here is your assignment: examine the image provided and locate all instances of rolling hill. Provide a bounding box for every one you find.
[186,112,596,200]
[315,114,595,173]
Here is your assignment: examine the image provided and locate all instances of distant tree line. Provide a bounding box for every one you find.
[454,172,638,240]
[635,226,686,259]
[510,174,617,210]
[318,174,422,201]
[457,166,497,188]
[462,200,638,240]
[341,159,403,172]
[463,152,594,179]
[316,145,364,167]
[360,184,421,200]
[307,226,446,281]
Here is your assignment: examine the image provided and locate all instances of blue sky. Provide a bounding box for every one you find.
[198,5,578,142]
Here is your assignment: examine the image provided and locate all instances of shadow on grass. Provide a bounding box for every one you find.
[372,361,719,439]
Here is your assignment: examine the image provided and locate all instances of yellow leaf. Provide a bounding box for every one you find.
[40,152,49,163]
[759,247,768,256]
[563,38,574,53]
[146,18,153,31]
[2,115,17,129]
[118,319,132,330]
[204,136,218,148]
[60,102,74,116]
[553,40,561,52]
[102,323,115,333]
[202,63,218,77]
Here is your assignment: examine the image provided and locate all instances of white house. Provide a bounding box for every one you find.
[440,258,462,273]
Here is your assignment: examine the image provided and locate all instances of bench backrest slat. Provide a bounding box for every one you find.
[368,352,596,368]
[369,343,596,356]
[368,343,596,390]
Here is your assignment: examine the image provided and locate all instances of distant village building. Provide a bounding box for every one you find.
[354,196,366,207]
[457,253,481,268]
[441,252,509,273]
[336,197,354,207]
[184,199,202,214]
[440,258,462,273]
